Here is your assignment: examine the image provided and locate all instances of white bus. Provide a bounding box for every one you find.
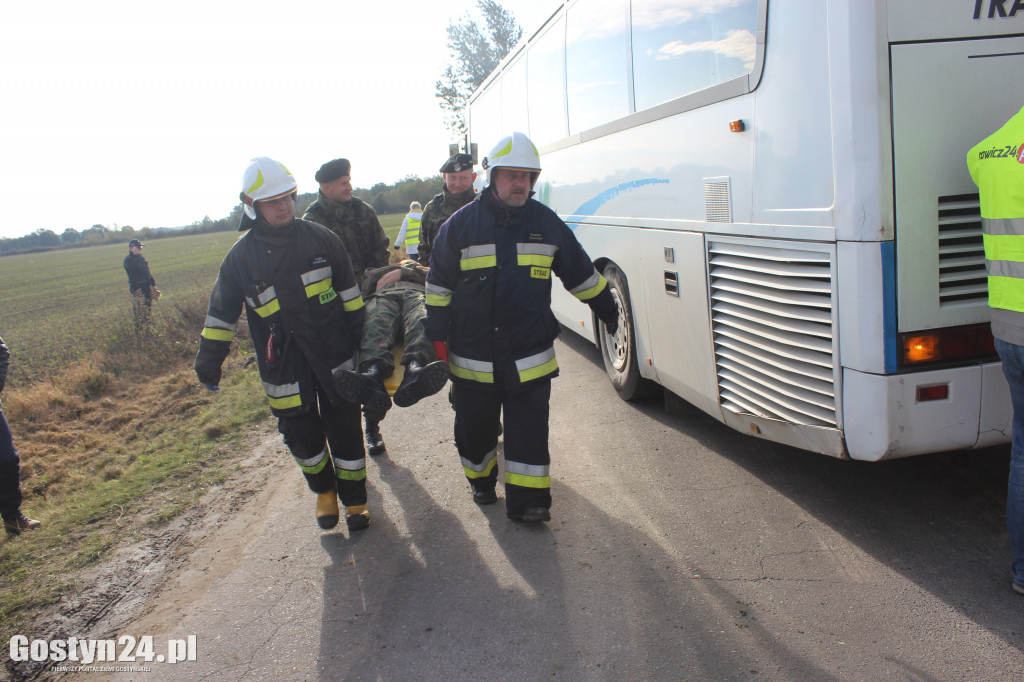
[464,0,1024,461]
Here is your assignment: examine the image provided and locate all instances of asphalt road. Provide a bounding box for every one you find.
[103,329,1022,681]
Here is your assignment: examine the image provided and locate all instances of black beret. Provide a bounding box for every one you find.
[439,153,474,173]
[315,158,351,184]
[128,239,143,248]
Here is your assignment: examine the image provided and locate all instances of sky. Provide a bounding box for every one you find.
[0,0,557,239]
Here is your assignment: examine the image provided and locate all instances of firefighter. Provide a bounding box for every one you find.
[425,132,619,523]
[302,158,391,456]
[195,157,371,532]
[416,153,477,267]
[967,104,1024,596]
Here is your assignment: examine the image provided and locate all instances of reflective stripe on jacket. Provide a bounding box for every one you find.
[967,105,1024,341]
[194,218,365,416]
[424,187,616,389]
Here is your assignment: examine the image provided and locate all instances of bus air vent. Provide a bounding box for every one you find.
[937,193,986,306]
[708,241,837,428]
[704,176,732,223]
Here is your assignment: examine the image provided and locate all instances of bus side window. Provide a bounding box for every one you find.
[630,0,759,111]
[566,0,629,134]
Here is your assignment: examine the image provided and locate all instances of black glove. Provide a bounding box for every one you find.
[605,316,619,335]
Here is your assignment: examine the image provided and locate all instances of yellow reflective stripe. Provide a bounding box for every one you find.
[268,393,302,410]
[449,352,495,384]
[253,298,281,318]
[460,244,497,271]
[984,233,1024,262]
[246,169,264,195]
[571,272,608,301]
[462,448,498,479]
[505,471,551,488]
[294,449,329,474]
[461,255,497,270]
[516,346,558,382]
[343,294,365,312]
[333,456,367,481]
[505,461,550,488]
[517,254,555,268]
[426,293,451,307]
[201,327,237,342]
[305,276,333,298]
[518,356,558,382]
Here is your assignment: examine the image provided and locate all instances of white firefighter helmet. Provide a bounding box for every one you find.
[481,132,541,186]
[240,157,297,220]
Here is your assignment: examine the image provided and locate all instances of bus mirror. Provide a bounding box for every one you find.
[449,143,459,157]
[470,142,478,164]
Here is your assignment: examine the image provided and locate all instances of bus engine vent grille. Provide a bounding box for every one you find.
[937,193,987,306]
[704,176,732,223]
[708,241,837,428]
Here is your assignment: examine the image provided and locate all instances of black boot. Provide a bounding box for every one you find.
[333,363,392,413]
[393,359,450,408]
[364,414,386,457]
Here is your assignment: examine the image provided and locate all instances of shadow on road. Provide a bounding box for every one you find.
[558,327,1022,653]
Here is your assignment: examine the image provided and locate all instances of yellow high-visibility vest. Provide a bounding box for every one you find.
[967,105,1024,313]
[404,217,421,246]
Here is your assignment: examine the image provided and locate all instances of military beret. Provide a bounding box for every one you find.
[315,158,351,184]
[439,153,474,173]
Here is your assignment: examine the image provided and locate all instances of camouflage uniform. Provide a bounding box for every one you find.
[358,262,432,374]
[416,186,477,266]
[303,193,389,281]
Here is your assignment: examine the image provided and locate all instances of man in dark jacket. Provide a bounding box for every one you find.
[425,133,619,524]
[123,239,158,315]
[302,158,390,454]
[195,157,371,532]
[416,153,477,267]
[0,336,42,536]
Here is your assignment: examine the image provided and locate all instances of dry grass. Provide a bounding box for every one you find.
[0,255,269,637]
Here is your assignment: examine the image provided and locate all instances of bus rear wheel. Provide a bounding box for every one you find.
[598,264,658,401]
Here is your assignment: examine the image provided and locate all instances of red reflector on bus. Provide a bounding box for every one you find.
[916,384,949,402]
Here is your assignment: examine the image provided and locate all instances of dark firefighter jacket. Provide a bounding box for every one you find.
[194,217,365,417]
[424,187,617,390]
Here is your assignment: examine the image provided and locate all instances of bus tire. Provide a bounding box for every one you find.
[599,264,659,401]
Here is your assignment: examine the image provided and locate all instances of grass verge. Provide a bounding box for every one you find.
[0,297,270,635]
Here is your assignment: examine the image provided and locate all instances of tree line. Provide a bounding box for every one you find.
[0,174,444,257]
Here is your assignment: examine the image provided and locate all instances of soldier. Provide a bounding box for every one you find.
[333,259,449,418]
[123,238,159,319]
[196,157,371,532]
[303,158,390,280]
[302,158,391,455]
[416,152,477,266]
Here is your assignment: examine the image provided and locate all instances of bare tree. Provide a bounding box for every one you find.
[436,0,522,139]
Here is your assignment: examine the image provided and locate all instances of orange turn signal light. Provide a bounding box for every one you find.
[904,335,938,364]
[729,119,745,132]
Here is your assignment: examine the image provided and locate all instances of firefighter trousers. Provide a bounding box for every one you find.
[278,379,367,507]
[453,379,552,514]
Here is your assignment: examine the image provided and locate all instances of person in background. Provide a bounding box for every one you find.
[123,238,158,316]
[0,336,41,536]
[302,158,391,456]
[195,157,371,532]
[425,132,619,524]
[394,201,423,260]
[967,104,1024,596]
[416,153,477,266]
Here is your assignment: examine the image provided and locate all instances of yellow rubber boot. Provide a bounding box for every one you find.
[345,505,371,531]
[316,491,340,529]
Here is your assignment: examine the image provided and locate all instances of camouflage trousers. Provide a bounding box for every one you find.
[357,287,433,374]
